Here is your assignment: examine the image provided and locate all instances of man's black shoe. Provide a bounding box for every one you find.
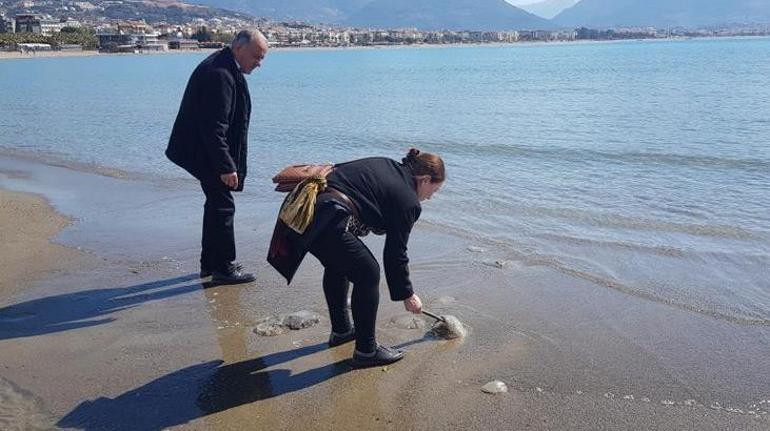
[201,262,243,278]
[352,345,404,368]
[328,328,355,348]
[210,265,255,285]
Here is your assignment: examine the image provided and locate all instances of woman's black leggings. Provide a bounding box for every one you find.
[309,217,380,354]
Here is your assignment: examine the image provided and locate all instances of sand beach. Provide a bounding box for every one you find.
[0,154,768,430]
[0,48,222,61]
[0,50,102,61]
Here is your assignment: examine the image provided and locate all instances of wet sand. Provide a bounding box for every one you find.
[0,188,79,297]
[0,188,81,429]
[0,155,768,430]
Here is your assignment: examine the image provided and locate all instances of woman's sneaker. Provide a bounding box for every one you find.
[352,344,404,368]
[328,328,356,347]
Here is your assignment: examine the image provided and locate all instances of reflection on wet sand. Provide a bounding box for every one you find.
[55,278,362,430]
[0,275,201,341]
[202,282,250,363]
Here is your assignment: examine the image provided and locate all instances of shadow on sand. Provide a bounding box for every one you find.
[57,342,351,430]
[0,275,202,340]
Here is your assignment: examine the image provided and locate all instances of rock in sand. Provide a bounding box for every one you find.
[283,310,322,330]
[254,321,286,336]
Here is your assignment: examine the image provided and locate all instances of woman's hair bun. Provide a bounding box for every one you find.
[403,148,421,164]
[401,147,445,183]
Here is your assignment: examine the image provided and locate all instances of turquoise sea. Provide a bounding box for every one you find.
[1,37,769,325]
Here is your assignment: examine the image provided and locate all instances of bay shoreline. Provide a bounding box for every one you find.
[2,35,768,62]
[0,153,768,430]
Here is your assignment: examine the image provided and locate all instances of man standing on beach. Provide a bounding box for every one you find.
[166,29,268,284]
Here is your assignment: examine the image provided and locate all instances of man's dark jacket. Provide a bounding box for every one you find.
[166,47,251,190]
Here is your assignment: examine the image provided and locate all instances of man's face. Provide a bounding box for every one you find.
[234,40,267,74]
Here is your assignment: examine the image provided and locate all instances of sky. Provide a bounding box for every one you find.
[506,0,584,5]
[506,0,548,5]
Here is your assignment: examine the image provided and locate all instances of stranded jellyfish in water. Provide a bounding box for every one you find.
[423,310,467,339]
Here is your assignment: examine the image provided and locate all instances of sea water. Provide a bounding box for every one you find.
[1,37,768,324]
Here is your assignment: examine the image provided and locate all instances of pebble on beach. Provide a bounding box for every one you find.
[253,311,323,336]
[254,320,286,336]
[493,260,513,269]
[481,381,508,394]
[283,310,322,330]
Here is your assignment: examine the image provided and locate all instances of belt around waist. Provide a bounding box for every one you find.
[319,187,360,219]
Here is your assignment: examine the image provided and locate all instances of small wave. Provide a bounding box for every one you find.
[0,147,131,179]
[534,233,687,257]
[419,219,770,325]
[536,233,770,267]
[0,147,175,183]
[645,202,709,219]
[0,377,57,430]
[525,253,770,326]
[507,204,756,240]
[436,140,770,173]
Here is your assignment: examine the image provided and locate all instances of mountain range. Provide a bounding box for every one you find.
[183,0,368,23]
[554,0,770,28]
[185,0,770,30]
[190,0,552,30]
[517,0,579,20]
[346,0,551,30]
[4,0,252,25]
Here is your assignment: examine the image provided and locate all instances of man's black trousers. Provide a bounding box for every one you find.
[200,180,236,271]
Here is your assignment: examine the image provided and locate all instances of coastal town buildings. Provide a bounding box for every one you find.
[14,13,42,33]
[96,20,165,52]
[2,13,79,35]
[42,18,80,34]
[259,26,524,47]
[0,14,14,33]
[168,38,198,50]
[3,4,770,53]
[17,41,51,51]
[152,22,182,38]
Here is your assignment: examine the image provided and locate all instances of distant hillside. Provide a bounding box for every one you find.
[345,0,552,30]
[187,0,550,30]
[6,0,253,24]
[187,0,369,23]
[554,0,770,28]
[518,0,578,20]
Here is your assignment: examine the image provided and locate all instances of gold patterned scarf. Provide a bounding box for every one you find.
[278,175,327,234]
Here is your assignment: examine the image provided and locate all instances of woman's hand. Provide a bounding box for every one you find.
[404,294,423,314]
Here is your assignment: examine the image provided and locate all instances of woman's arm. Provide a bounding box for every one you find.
[383,203,421,301]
